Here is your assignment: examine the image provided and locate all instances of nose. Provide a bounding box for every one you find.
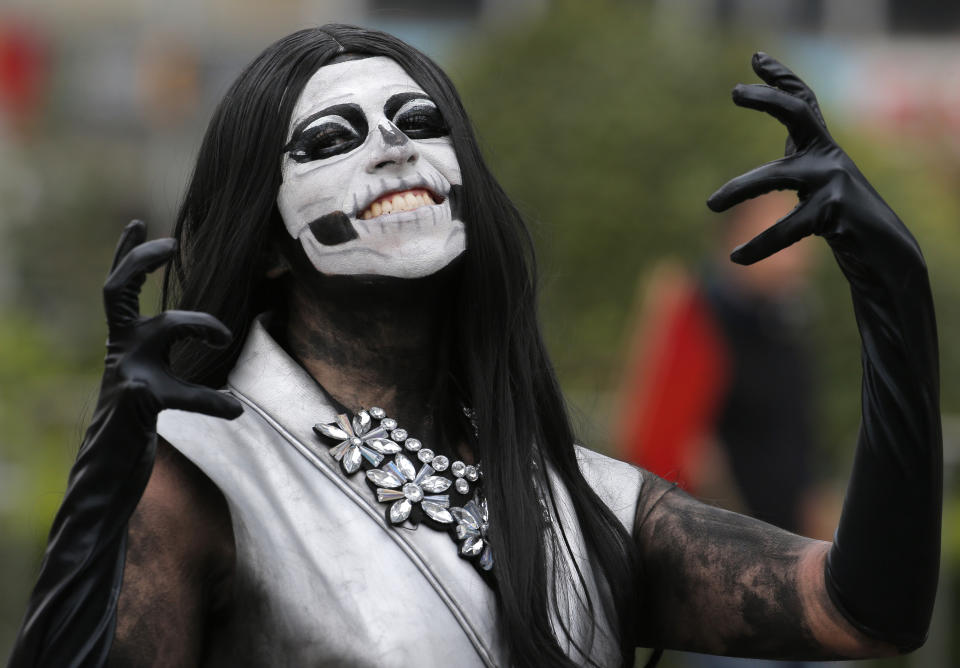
[365,123,419,173]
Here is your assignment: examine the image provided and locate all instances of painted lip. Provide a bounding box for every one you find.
[352,176,449,219]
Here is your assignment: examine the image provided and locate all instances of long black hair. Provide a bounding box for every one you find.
[162,25,639,667]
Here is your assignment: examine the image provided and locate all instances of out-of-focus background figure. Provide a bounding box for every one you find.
[619,191,824,537]
[2,2,960,666]
[618,192,837,668]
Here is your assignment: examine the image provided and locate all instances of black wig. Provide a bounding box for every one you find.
[162,24,639,667]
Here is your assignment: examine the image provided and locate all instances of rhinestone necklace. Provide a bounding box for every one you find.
[313,406,493,573]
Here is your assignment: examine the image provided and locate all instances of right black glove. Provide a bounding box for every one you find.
[709,53,941,652]
[8,220,243,668]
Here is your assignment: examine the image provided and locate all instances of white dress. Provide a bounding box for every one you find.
[158,316,643,667]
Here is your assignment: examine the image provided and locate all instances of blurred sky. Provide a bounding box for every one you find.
[2,0,960,244]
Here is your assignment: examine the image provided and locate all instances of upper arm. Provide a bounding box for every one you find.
[108,438,235,667]
[632,472,895,660]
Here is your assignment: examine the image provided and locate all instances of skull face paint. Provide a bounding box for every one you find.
[277,56,465,278]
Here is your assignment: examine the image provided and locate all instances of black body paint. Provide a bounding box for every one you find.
[309,211,358,246]
[632,475,853,660]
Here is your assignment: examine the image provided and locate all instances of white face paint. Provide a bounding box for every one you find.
[277,56,465,278]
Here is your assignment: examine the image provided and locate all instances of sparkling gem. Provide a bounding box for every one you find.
[423,494,449,506]
[367,438,401,455]
[418,448,435,463]
[381,418,398,430]
[353,411,371,435]
[377,488,405,502]
[451,461,466,477]
[313,423,349,440]
[464,499,483,518]
[431,455,448,471]
[394,453,416,481]
[413,464,434,484]
[479,545,494,571]
[404,438,421,452]
[456,524,469,539]
[362,426,389,441]
[465,465,478,482]
[343,446,362,474]
[358,444,384,467]
[385,460,407,483]
[453,506,479,530]
[391,428,408,442]
[390,499,412,523]
[367,469,402,488]
[461,535,483,557]
[350,436,362,447]
[329,440,350,460]
[370,406,386,419]
[402,482,424,502]
[455,478,469,494]
[421,476,452,493]
[422,501,454,524]
[335,414,353,434]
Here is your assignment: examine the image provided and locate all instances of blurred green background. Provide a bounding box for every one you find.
[1,1,959,666]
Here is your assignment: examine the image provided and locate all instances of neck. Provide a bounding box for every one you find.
[279,263,461,440]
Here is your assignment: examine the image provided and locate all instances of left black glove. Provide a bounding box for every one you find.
[8,220,242,667]
[708,52,941,651]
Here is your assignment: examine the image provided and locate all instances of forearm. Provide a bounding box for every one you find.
[703,51,943,652]
[9,221,241,667]
[633,476,892,659]
[9,391,157,668]
[826,243,941,650]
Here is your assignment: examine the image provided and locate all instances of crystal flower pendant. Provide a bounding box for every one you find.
[314,408,494,573]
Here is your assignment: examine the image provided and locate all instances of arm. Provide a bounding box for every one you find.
[633,474,892,659]
[108,439,235,666]
[9,221,242,667]
[633,53,941,658]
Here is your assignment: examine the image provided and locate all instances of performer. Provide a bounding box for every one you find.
[8,26,940,668]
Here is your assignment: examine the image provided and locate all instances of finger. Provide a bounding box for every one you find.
[164,383,244,420]
[104,238,177,325]
[110,220,147,273]
[729,200,818,265]
[104,237,176,300]
[155,310,234,348]
[751,52,826,127]
[731,83,825,143]
[707,156,807,212]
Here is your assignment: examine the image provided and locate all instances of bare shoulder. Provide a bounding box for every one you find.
[108,438,235,666]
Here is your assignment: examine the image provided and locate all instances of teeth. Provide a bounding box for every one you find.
[359,189,437,220]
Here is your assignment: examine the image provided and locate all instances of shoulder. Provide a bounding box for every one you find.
[573,445,644,533]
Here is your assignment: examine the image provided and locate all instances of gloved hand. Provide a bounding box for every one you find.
[708,53,941,651]
[9,220,243,667]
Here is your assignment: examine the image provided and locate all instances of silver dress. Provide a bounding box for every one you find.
[158,316,643,667]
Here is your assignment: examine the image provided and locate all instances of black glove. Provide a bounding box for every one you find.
[708,53,941,652]
[8,220,243,667]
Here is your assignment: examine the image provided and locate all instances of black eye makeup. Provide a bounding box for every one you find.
[285,103,369,163]
[384,92,449,140]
